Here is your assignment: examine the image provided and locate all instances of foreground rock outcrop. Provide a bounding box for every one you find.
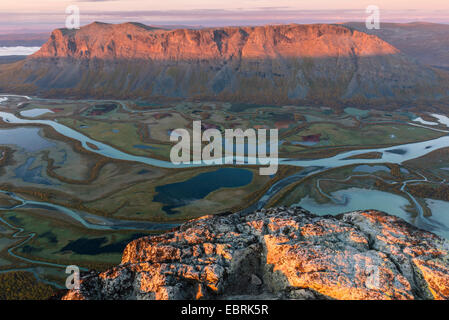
[1,22,447,104]
[63,208,449,300]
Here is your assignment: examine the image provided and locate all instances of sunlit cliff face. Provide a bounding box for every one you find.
[32,22,399,60]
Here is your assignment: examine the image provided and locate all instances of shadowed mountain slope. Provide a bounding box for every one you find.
[344,22,449,69]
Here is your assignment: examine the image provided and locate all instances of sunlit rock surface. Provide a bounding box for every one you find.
[63,208,449,300]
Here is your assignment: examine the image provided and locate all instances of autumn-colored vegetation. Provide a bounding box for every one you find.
[0,271,55,300]
[408,184,449,201]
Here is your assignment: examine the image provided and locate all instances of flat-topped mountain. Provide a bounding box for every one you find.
[0,22,448,104]
[62,207,449,300]
[35,22,399,60]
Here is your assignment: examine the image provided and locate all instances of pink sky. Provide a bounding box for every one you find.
[0,0,448,33]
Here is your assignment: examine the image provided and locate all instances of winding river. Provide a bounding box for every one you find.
[1,94,449,235]
[1,108,449,169]
[0,190,179,231]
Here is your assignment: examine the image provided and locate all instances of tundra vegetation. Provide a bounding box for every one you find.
[0,94,448,294]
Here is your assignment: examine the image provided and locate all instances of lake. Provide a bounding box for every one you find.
[14,157,54,185]
[0,127,55,152]
[424,199,449,239]
[295,187,413,223]
[353,165,390,173]
[154,168,253,215]
[20,108,54,118]
[0,46,40,56]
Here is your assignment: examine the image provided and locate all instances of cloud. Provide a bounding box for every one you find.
[0,7,447,33]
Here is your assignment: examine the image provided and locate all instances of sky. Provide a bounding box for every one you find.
[0,0,448,33]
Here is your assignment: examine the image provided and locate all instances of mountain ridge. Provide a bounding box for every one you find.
[0,22,448,105]
[33,22,400,60]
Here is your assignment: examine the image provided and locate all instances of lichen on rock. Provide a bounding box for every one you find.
[63,207,449,300]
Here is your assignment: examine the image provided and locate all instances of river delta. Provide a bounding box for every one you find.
[1,94,449,294]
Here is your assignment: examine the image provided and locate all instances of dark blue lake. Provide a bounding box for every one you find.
[154,168,253,215]
[133,144,157,150]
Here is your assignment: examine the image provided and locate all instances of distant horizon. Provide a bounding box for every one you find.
[1,19,448,35]
[0,0,448,33]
